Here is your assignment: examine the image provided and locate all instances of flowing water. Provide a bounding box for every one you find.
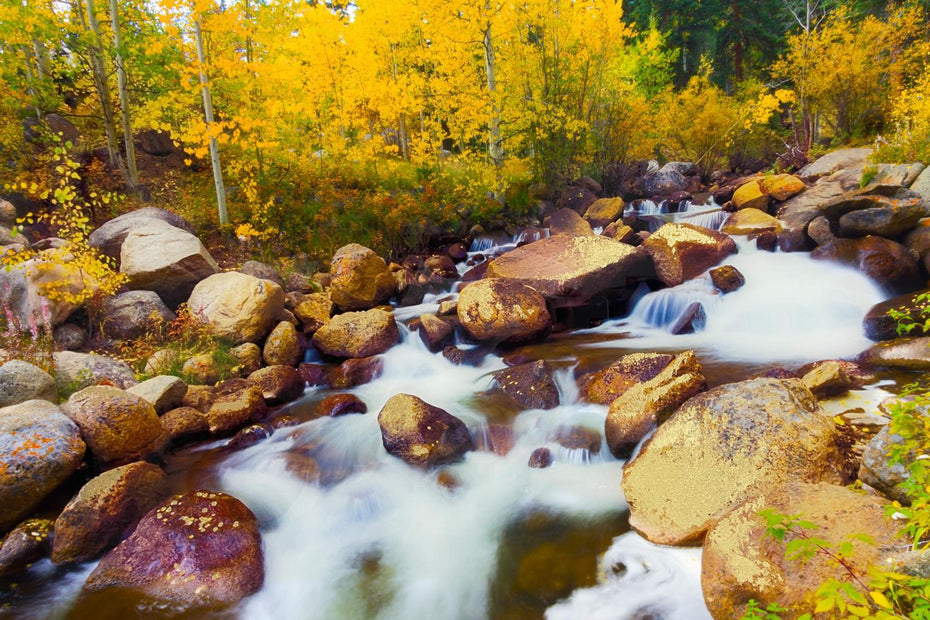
[0,201,898,619]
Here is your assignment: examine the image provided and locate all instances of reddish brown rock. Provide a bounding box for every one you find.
[0,518,53,575]
[328,356,384,389]
[492,360,560,410]
[378,394,475,468]
[160,407,209,442]
[528,447,553,468]
[642,223,737,286]
[416,313,455,352]
[318,394,367,417]
[579,352,675,405]
[227,423,275,450]
[85,491,264,607]
[247,365,305,405]
[52,462,168,564]
[811,236,921,294]
[549,208,594,236]
[709,265,745,293]
[205,386,267,435]
[63,387,165,465]
[297,363,329,387]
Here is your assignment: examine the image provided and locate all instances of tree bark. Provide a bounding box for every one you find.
[483,21,503,170]
[194,19,229,226]
[109,0,139,191]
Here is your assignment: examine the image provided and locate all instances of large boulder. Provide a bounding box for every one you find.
[583,197,625,228]
[759,174,805,201]
[642,223,737,287]
[621,378,846,545]
[120,219,219,307]
[904,220,930,274]
[329,243,395,311]
[776,167,863,250]
[63,386,165,464]
[858,336,930,370]
[0,400,86,533]
[485,235,647,300]
[873,162,925,186]
[51,462,168,564]
[0,360,57,407]
[837,189,927,237]
[720,208,782,236]
[311,309,400,358]
[548,208,594,236]
[491,360,560,410]
[457,279,551,344]
[862,289,930,341]
[579,352,675,405]
[911,165,930,201]
[605,351,705,458]
[0,249,98,328]
[797,147,872,179]
[810,236,921,294]
[640,169,687,196]
[378,394,474,468]
[84,491,264,607]
[98,290,176,340]
[188,271,285,345]
[702,483,898,619]
[53,351,137,396]
[89,208,195,263]
[730,180,769,211]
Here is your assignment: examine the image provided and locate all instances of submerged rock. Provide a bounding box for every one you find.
[0,518,53,575]
[491,360,560,410]
[85,491,264,607]
[318,393,367,417]
[811,236,921,294]
[621,378,846,545]
[457,279,551,344]
[378,394,474,468]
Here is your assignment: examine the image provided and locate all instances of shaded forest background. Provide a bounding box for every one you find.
[1,0,929,260]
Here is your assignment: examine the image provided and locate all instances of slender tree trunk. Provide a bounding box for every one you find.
[84,0,128,181]
[732,0,743,82]
[389,44,409,161]
[483,22,503,169]
[194,19,229,226]
[109,0,139,191]
[22,47,42,121]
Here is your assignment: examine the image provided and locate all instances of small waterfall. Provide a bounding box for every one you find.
[628,276,719,332]
[625,198,726,232]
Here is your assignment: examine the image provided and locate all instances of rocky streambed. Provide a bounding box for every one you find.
[2,150,930,619]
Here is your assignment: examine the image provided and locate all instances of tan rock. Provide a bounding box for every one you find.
[584,197,626,228]
[205,386,267,435]
[549,208,594,236]
[721,208,783,236]
[605,351,705,457]
[292,292,333,333]
[262,321,301,367]
[127,375,187,414]
[485,235,646,300]
[329,243,395,311]
[228,343,262,376]
[579,352,676,405]
[182,353,219,385]
[188,272,285,345]
[457,279,551,344]
[160,407,208,442]
[642,223,737,287]
[731,180,769,210]
[312,309,400,358]
[63,386,165,464]
[622,378,846,545]
[378,394,474,467]
[702,483,898,618]
[760,174,806,201]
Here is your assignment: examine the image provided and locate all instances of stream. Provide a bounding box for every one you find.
[0,200,896,619]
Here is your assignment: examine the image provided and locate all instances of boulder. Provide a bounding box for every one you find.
[800,360,853,398]
[859,336,930,370]
[904,220,930,273]
[702,483,898,619]
[797,147,872,179]
[776,167,862,248]
[63,386,165,464]
[51,462,168,564]
[579,352,676,405]
[247,365,305,405]
[583,197,625,228]
[239,260,283,288]
[863,289,930,341]
[127,375,187,414]
[160,407,209,442]
[98,291,175,340]
[311,309,400,358]
[292,292,333,334]
[485,235,647,300]
[143,349,180,376]
[709,265,745,293]
[641,169,687,196]
[605,351,705,458]
[807,215,836,246]
[85,491,264,607]
[528,447,553,468]
[837,190,927,237]
[120,219,219,307]
[457,279,551,344]
[329,243,395,311]
[811,236,921,294]
[759,174,805,201]
[317,393,367,417]
[622,378,846,545]
[229,343,263,377]
[53,324,86,351]
[721,208,782,236]
[669,301,706,334]
[911,165,930,201]
[415,313,454,352]
[89,209,195,263]
[378,394,474,468]
[262,321,301,367]
[53,351,137,396]
[181,384,214,412]
[549,208,594,236]
[0,518,53,576]
[491,360,560,410]
[0,400,86,533]
[874,162,925,187]
[859,427,913,504]
[731,180,768,211]
[642,223,737,287]
[0,249,97,328]
[0,360,56,406]
[0,198,17,227]
[188,271,285,345]
[558,186,598,214]
[138,130,177,156]
[205,386,267,435]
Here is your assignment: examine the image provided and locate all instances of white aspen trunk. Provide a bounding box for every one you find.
[84,0,128,181]
[194,19,229,226]
[109,0,139,191]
